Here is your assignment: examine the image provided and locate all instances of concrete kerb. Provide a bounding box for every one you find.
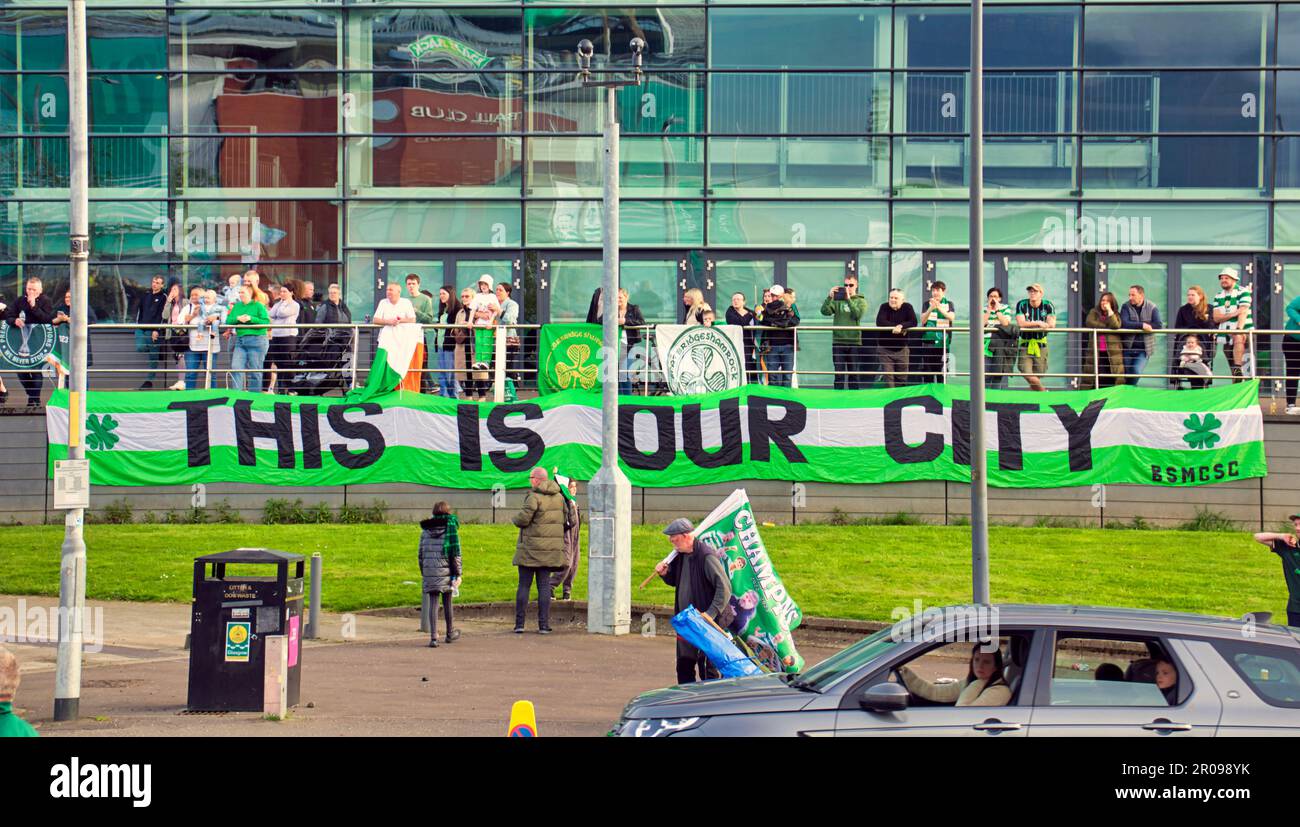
[360,601,887,648]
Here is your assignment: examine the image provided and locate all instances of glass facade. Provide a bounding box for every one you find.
[2,2,1298,386]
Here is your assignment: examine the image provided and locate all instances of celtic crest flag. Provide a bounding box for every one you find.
[538,323,605,394]
[654,324,746,395]
[694,489,805,674]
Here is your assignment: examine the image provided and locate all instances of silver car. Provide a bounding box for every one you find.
[612,604,1300,736]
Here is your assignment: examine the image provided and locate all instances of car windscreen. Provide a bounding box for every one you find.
[797,627,900,691]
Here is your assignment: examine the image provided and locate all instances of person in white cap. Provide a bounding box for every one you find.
[469,274,501,320]
[761,284,799,387]
[1212,267,1253,381]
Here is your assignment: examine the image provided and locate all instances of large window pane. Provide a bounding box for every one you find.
[171,9,340,71]
[526,9,704,70]
[711,9,886,70]
[1084,71,1262,134]
[349,201,520,247]
[709,137,888,198]
[1082,137,1263,195]
[175,200,338,262]
[89,12,167,71]
[711,73,887,134]
[363,10,520,71]
[525,137,704,198]
[177,136,339,192]
[527,73,705,136]
[1084,6,1272,69]
[176,73,339,135]
[896,7,1078,70]
[0,11,67,71]
[897,72,1076,135]
[709,202,888,248]
[1083,203,1266,249]
[526,201,703,246]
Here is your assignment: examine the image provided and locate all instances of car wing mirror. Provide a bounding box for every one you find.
[860,682,909,713]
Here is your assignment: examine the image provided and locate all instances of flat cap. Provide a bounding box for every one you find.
[663,518,695,536]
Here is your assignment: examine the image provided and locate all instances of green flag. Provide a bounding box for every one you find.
[537,323,605,395]
[694,489,805,674]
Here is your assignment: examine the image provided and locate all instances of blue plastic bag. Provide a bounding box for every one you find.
[671,606,762,679]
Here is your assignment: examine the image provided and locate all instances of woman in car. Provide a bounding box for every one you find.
[898,643,1013,706]
[1153,658,1179,705]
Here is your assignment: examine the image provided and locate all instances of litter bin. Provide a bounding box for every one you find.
[187,548,305,712]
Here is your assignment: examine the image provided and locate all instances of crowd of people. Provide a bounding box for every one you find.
[5,263,1300,407]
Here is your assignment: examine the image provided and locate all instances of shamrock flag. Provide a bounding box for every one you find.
[537,324,606,395]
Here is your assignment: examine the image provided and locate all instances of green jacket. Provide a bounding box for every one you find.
[820,293,869,344]
[511,478,567,568]
[1287,294,1300,342]
[408,291,438,351]
[0,701,38,737]
[227,301,270,336]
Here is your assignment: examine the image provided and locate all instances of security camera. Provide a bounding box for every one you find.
[629,37,646,55]
[577,39,595,59]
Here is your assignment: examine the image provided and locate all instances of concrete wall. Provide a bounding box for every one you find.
[2,410,1297,530]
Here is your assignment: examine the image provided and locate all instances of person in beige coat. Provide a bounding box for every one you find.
[512,467,567,634]
[899,643,1014,707]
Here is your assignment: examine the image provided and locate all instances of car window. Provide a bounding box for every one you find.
[1210,639,1300,708]
[888,635,1027,707]
[1050,635,1182,707]
[799,627,899,691]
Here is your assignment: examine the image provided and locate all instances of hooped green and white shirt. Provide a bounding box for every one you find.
[1213,284,1254,335]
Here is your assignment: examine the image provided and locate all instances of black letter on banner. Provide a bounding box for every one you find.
[167,397,228,467]
[458,405,481,471]
[1050,400,1106,472]
[233,400,295,468]
[299,404,322,469]
[327,404,385,470]
[884,396,944,464]
[682,399,743,468]
[748,396,808,464]
[952,400,971,466]
[487,404,545,473]
[619,404,675,471]
[988,402,1038,471]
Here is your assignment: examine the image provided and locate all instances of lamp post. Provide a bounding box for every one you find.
[577,37,645,635]
[55,0,90,721]
[969,0,990,605]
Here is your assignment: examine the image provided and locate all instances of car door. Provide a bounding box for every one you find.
[833,631,1042,737]
[1027,631,1222,736]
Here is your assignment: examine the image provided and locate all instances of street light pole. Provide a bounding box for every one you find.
[579,39,644,635]
[55,0,90,721]
[969,0,990,605]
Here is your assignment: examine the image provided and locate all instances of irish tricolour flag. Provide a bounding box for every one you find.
[349,320,424,402]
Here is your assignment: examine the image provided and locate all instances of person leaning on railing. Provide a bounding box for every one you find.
[1172,286,1217,390]
[983,287,1017,390]
[1285,291,1300,415]
[222,284,270,393]
[1015,283,1056,392]
[1082,291,1124,390]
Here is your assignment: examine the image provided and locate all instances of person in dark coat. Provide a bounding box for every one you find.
[417,501,462,647]
[654,518,736,684]
[511,466,567,634]
[4,277,56,407]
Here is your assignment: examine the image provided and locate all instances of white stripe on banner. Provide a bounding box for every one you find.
[49,400,1264,456]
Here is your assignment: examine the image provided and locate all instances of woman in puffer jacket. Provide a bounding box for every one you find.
[418,501,463,648]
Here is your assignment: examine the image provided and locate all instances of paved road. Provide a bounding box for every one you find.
[3,595,842,737]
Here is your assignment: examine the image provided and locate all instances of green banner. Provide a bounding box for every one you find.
[695,490,804,674]
[537,323,605,394]
[45,381,1267,489]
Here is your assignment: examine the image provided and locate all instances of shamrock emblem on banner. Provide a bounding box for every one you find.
[85,413,120,451]
[1182,413,1222,450]
[555,343,599,390]
[677,346,728,395]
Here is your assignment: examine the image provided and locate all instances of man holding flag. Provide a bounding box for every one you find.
[654,519,734,684]
[361,282,423,396]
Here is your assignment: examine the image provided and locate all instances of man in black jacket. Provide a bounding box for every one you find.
[762,285,799,388]
[133,274,167,389]
[3,277,55,407]
[654,518,735,684]
[875,288,918,387]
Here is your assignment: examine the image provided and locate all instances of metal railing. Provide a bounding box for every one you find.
[3,320,1297,407]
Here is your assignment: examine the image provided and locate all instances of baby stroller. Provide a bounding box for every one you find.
[283,325,354,396]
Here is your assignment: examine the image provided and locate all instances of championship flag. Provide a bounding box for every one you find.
[694,489,805,674]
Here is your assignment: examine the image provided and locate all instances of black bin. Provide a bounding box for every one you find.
[187,548,305,712]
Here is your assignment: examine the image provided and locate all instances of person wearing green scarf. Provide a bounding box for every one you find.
[417,502,463,647]
[1015,283,1056,392]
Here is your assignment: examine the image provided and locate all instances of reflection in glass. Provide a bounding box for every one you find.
[175,73,339,136]
[1084,71,1261,134]
[1083,6,1272,69]
[525,8,705,71]
[170,9,340,71]
[710,9,885,70]
[709,137,888,197]
[1082,136,1262,194]
[711,74,886,135]
[364,10,521,71]
[177,136,338,192]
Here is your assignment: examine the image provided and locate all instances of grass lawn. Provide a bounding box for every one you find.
[1,524,1290,623]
